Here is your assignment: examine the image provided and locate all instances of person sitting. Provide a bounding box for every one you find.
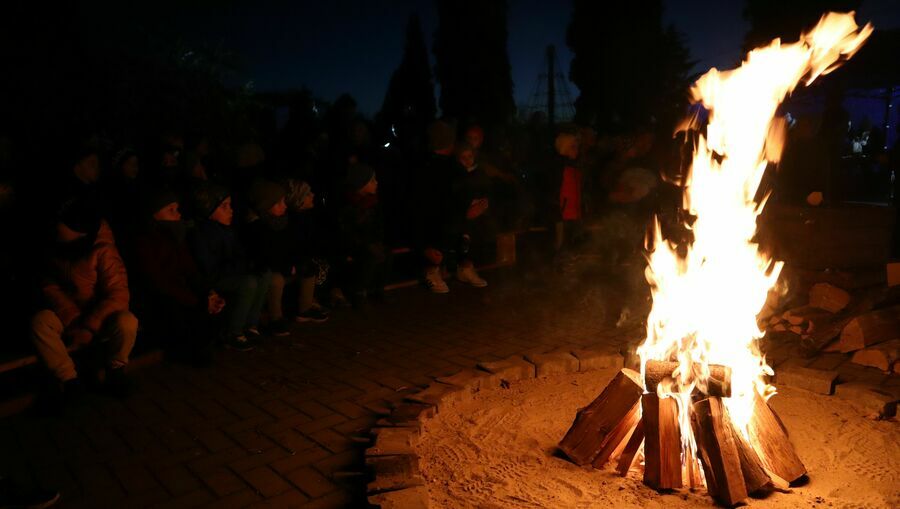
[450,144,492,287]
[412,120,457,294]
[338,163,390,306]
[30,198,137,405]
[189,182,269,350]
[242,179,295,336]
[284,179,330,322]
[134,188,224,366]
[100,145,142,264]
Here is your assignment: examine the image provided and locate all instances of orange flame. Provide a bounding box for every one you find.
[637,11,871,475]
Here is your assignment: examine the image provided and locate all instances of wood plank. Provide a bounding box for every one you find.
[746,394,806,483]
[616,420,644,476]
[850,339,900,371]
[691,398,747,507]
[839,305,900,353]
[644,360,732,398]
[592,404,641,469]
[808,283,851,313]
[558,369,643,466]
[642,394,682,490]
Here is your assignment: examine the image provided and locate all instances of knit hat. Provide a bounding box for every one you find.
[58,198,101,234]
[192,181,230,219]
[427,120,456,152]
[142,186,179,218]
[345,163,375,192]
[112,145,137,170]
[284,179,312,210]
[248,179,286,215]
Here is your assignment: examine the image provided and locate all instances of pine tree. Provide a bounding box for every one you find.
[566,0,693,133]
[433,0,516,126]
[378,13,437,138]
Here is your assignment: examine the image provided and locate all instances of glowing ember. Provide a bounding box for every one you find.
[637,11,871,481]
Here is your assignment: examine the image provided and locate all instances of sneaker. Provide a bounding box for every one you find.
[224,334,254,352]
[424,267,449,294]
[105,368,135,399]
[310,302,330,316]
[268,319,291,337]
[295,308,329,323]
[456,265,488,288]
[246,326,262,339]
[0,477,60,509]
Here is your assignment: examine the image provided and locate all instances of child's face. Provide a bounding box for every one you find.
[153,202,182,222]
[300,192,315,210]
[457,149,476,169]
[210,197,233,226]
[269,197,288,217]
[360,176,378,195]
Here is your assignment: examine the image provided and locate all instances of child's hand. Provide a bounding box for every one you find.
[208,291,226,315]
[467,199,489,219]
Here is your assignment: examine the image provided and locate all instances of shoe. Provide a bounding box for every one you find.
[424,267,449,294]
[105,368,135,398]
[310,302,330,316]
[246,326,262,338]
[329,289,351,309]
[0,477,60,509]
[295,308,329,323]
[268,319,291,337]
[456,264,487,287]
[224,334,254,352]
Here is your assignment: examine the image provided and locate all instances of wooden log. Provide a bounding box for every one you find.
[592,404,641,469]
[644,360,732,398]
[642,394,682,490]
[746,394,806,483]
[690,398,748,507]
[558,369,643,466]
[727,420,772,494]
[839,305,900,353]
[850,339,900,371]
[809,283,851,313]
[616,420,644,476]
[799,287,884,357]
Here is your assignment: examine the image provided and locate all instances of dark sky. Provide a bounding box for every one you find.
[172,0,900,116]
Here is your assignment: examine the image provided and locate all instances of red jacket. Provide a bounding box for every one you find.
[41,222,131,332]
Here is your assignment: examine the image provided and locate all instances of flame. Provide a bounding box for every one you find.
[637,12,871,479]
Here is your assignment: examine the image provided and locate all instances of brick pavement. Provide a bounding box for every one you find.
[0,268,643,508]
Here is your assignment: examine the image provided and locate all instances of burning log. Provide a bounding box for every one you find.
[558,369,643,466]
[690,398,749,506]
[616,419,644,476]
[746,394,806,483]
[641,394,682,490]
[644,360,732,398]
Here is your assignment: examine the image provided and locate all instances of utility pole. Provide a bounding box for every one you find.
[547,45,556,126]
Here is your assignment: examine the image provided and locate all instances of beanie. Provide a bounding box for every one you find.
[427,121,456,152]
[248,179,286,215]
[345,163,375,192]
[192,181,230,219]
[58,198,101,235]
[142,186,179,218]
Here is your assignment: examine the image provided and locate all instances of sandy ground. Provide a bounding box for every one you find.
[416,369,900,509]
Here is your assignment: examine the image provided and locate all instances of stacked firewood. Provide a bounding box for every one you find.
[559,362,806,507]
[761,275,900,374]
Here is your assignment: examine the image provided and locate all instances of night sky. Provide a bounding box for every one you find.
[170,0,900,116]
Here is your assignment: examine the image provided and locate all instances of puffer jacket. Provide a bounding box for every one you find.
[40,221,130,332]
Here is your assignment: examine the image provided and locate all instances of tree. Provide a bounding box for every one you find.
[377,14,437,142]
[742,0,861,53]
[566,0,693,133]
[433,0,516,126]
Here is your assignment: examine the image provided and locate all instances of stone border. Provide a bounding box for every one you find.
[364,347,624,508]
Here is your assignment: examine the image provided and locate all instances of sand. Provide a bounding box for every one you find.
[416,369,900,509]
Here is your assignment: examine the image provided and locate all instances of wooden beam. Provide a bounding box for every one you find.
[691,397,748,507]
[746,394,807,484]
[642,394,683,490]
[644,360,732,398]
[616,419,644,476]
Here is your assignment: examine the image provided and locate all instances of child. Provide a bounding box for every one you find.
[189,182,270,350]
[338,163,390,305]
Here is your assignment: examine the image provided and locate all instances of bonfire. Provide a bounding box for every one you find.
[559,12,872,507]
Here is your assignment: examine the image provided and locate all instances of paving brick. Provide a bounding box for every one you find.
[299,490,356,509]
[229,430,276,452]
[200,468,247,497]
[477,356,536,382]
[403,383,463,409]
[228,448,292,473]
[307,428,353,454]
[366,454,423,494]
[295,414,347,435]
[285,467,337,499]
[114,464,161,495]
[323,400,369,419]
[775,365,838,394]
[252,489,310,508]
[155,465,203,496]
[150,488,214,509]
[187,448,248,475]
[366,428,417,457]
[204,489,263,509]
[270,447,333,476]
[312,449,361,475]
[834,382,898,418]
[525,351,580,377]
[368,485,429,509]
[570,349,625,372]
[238,466,293,498]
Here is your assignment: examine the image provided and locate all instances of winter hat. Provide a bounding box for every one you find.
[112,145,137,170]
[192,181,230,219]
[58,197,101,234]
[555,133,579,159]
[284,179,312,210]
[345,163,375,192]
[427,120,456,152]
[142,186,179,218]
[248,179,286,215]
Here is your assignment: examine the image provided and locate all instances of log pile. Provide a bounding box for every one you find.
[559,361,806,506]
